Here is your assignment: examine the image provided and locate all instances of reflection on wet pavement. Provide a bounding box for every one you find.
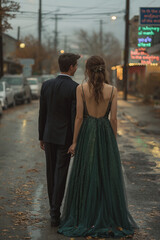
[118,115,160,175]
[27,184,44,239]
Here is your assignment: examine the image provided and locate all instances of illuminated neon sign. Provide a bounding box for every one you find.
[138,26,160,36]
[140,8,160,25]
[138,37,152,43]
[137,26,160,48]
[137,36,152,47]
[130,48,160,64]
[138,43,151,47]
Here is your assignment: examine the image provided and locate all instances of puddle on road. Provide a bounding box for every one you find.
[22,119,27,128]
[27,227,41,240]
[32,184,43,214]
[147,141,160,172]
[27,184,44,240]
[132,136,160,173]
[146,141,160,159]
[119,120,160,173]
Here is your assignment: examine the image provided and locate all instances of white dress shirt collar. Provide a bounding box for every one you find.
[58,73,72,78]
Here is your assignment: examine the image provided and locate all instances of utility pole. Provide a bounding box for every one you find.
[17,26,20,41]
[38,0,42,74]
[52,14,62,53]
[64,35,67,52]
[0,0,3,78]
[17,26,20,48]
[54,14,58,53]
[123,0,130,100]
[99,20,103,54]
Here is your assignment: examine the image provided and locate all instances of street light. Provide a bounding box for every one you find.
[111,16,117,21]
[60,49,64,54]
[20,43,25,48]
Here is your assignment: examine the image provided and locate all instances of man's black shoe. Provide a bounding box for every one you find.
[51,217,60,227]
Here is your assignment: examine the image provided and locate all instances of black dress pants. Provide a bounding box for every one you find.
[44,142,71,218]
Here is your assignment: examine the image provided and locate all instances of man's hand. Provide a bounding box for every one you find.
[40,140,45,150]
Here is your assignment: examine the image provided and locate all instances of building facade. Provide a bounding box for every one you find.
[3,33,22,74]
[112,14,160,100]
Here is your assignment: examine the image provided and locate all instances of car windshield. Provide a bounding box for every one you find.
[0,83,3,91]
[28,80,37,85]
[1,77,23,85]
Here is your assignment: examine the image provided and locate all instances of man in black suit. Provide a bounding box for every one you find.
[38,53,80,226]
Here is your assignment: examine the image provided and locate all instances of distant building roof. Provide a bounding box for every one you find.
[130,15,139,23]
[3,33,17,42]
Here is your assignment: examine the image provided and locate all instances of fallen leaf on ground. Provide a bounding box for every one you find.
[0,196,5,199]
[26,169,39,173]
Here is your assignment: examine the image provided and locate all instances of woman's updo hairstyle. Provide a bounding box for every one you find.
[85,56,108,104]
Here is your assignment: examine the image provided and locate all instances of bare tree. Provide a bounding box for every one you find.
[0,1,20,77]
[77,30,101,55]
[13,35,59,74]
[76,30,121,81]
[0,0,20,32]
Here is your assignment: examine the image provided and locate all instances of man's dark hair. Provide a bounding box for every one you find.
[58,53,80,72]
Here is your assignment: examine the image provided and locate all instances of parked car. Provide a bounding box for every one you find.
[0,81,15,109]
[0,75,32,104]
[0,100,3,116]
[27,77,41,99]
[30,75,43,84]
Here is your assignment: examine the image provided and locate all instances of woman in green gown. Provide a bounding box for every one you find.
[58,56,137,238]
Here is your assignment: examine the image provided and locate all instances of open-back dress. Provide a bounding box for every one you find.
[58,85,137,238]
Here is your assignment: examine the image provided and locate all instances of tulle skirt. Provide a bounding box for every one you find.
[58,116,137,238]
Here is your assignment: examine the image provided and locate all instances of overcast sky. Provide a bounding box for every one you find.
[7,0,160,49]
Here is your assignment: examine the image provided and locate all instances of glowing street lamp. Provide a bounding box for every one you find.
[60,49,64,54]
[20,43,25,48]
[111,16,117,21]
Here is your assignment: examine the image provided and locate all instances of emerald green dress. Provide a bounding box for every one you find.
[58,86,137,238]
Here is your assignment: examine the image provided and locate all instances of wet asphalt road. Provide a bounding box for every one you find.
[0,96,159,240]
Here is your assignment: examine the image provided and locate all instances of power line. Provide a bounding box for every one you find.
[45,10,125,16]
[17,0,124,9]
[10,9,125,16]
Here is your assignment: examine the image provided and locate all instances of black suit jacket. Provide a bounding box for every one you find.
[38,75,78,145]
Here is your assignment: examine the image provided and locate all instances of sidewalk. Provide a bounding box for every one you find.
[118,92,160,136]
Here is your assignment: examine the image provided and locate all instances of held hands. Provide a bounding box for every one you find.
[40,140,45,151]
[68,143,76,157]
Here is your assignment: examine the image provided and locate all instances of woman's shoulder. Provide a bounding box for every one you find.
[104,84,117,95]
[104,83,116,90]
[77,82,88,91]
[80,82,88,87]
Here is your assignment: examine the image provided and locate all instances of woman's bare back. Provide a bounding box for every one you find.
[82,83,115,119]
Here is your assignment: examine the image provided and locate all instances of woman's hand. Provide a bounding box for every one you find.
[68,143,76,157]
[40,140,45,150]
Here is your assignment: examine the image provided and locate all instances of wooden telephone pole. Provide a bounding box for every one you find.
[54,14,58,53]
[38,0,42,74]
[0,0,3,78]
[100,19,103,54]
[123,0,130,100]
